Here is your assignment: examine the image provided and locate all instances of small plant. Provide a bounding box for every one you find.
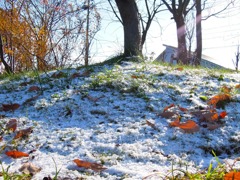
[0,161,31,180]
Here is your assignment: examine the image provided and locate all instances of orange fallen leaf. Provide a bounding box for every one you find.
[14,127,33,139]
[221,86,232,93]
[202,112,219,122]
[163,104,175,112]
[224,171,240,180]
[28,86,40,92]
[169,116,180,127]
[5,150,29,159]
[171,120,199,133]
[6,119,17,132]
[178,106,188,112]
[2,103,20,111]
[235,84,240,89]
[73,159,107,172]
[207,94,231,108]
[178,120,200,133]
[131,74,145,79]
[219,111,227,119]
[175,67,184,71]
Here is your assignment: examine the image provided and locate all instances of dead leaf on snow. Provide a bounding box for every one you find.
[73,159,107,172]
[6,119,17,132]
[177,120,200,133]
[23,94,41,105]
[146,120,158,131]
[19,162,41,175]
[14,127,33,139]
[5,150,29,158]
[28,86,40,92]
[158,111,177,119]
[163,104,175,112]
[224,171,240,180]
[2,103,20,111]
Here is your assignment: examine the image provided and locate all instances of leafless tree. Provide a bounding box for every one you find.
[161,0,195,64]
[232,45,239,72]
[194,0,235,65]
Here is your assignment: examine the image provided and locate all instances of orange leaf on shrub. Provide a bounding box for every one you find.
[5,150,29,158]
[73,159,107,172]
[6,119,17,131]
[224,171,240,180]
[2,103,20,111]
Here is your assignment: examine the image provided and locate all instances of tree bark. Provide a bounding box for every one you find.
[175,15,188,64]
[0,35,13,74]
[115,0,142,57]
[195,0,202,65]
[162,0,192,64]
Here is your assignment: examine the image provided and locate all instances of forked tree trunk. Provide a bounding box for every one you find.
[175,15,188,64]
[115,0,142,57]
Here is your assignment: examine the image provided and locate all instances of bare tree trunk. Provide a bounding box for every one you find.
[175,15,188,64]
[195,0,202,66]
[0,35,13,74]
[115,0,142,57]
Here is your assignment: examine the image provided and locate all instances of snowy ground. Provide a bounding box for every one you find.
[0,61,240,179]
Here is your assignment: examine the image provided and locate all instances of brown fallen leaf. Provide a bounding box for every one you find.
[87,95,105,102]
[201,112,219,122]
[2,103,20,111]
[19,162,41,175]
[146,120,158,131]
[28,86,40,92]
[23,94,40,105]
[158,111,177,119]
[178,106,188,112]
[14,127,33,139]
[73,159,107,172]
[6,119,17,132]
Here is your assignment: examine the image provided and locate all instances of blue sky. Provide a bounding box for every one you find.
[90,0,240,69]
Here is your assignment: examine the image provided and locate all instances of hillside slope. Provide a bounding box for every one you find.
[0,62,240,179]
